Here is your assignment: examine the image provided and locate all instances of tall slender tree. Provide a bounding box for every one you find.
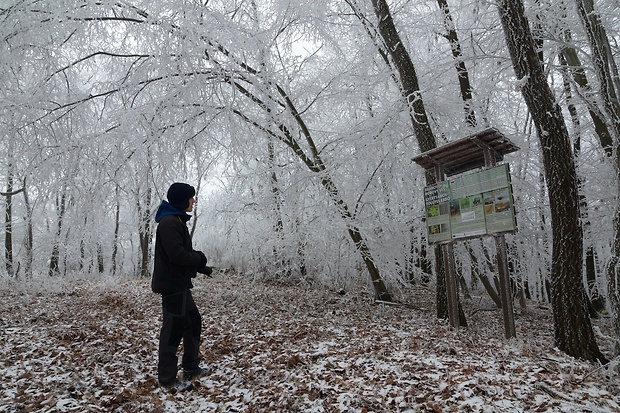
[3,148,16,277]
[436,0,477,127]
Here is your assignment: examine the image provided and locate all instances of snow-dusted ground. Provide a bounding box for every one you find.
[0,272,618,412]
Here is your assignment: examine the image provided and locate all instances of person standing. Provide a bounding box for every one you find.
[152,182,208,392]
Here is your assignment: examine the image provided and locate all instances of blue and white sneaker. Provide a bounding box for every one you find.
[159,379,193,392]
[183,367,209,381]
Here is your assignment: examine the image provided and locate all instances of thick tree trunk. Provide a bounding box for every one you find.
[562,56,605,317]
[497,0,606,363]
[575,0,620,354]
[608,227,620,354]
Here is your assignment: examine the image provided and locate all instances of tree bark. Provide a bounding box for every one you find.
[138,185,152,278]
[575,0,620,354]
[22,180,33,278]
[436,0,476,127]
[268,137,291,277]
[111,185,120,276]
[468,242,502,308]
[560,43,613,156]
[49,191,67,277]
[4,162,15,277]
[561,54,605,316]
[370,0,436,154]
[497,0,606,363]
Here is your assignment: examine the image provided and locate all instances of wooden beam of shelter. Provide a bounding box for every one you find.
[412,128,519,176]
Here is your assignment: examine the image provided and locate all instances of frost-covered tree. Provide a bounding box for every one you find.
[573,0,620,353]
[497,0,606,363]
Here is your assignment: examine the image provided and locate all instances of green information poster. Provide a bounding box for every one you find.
[424,181,452,244]
[424,164,516,244]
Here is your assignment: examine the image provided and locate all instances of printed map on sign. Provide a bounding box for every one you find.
[424,164,516,244]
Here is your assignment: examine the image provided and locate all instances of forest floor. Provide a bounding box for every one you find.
[0,271,619,413]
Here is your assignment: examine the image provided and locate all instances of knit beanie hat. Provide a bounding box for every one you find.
[167,182,196,212]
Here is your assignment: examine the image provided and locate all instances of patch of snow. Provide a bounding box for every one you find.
[0,274,617,412]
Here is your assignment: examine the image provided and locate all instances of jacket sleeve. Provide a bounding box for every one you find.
[158,218,204,267]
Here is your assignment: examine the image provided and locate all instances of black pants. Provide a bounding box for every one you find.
[158,290,202,384]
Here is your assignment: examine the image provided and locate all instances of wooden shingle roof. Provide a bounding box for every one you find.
[412,128,519,176]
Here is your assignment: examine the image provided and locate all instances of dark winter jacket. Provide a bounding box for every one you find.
[152,200,206,295]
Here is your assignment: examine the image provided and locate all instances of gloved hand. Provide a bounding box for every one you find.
[197,266,213,278]
[197,251,208,267]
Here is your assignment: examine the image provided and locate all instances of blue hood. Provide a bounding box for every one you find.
[155,200,190,223]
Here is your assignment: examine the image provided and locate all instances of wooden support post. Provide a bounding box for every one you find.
[495,234,516,338]
[442,242,460,328]
[434,162,460,328]
[482,144,516,339]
